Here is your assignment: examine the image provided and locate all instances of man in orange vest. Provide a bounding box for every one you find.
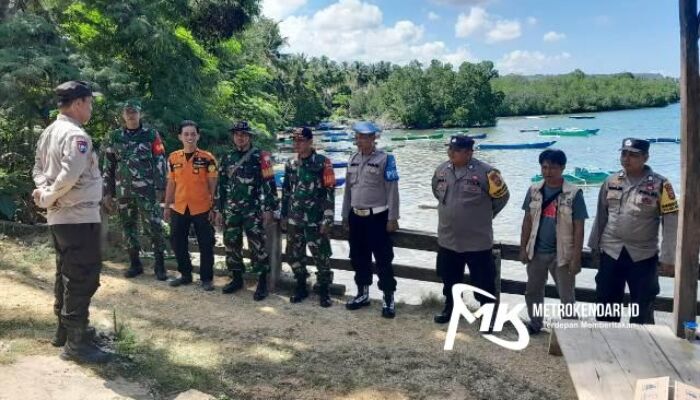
[164,120,218,291]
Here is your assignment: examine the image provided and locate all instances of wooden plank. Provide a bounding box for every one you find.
[645,324,700,386]
[675,0,700,337]
[554,323,636,400]
[598,325,682,384]
[634,377,669,400]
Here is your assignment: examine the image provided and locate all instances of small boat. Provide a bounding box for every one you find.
[476,141,556,150]
[436,128,468,133]
[321,137,353,143]
[323,130,349,137]
[531,167,611,186]
[317,122,346,131]
[324,147,352,153]
[519,128,540,133]
[332,161,348,168]
[390,133,444,141]
[539,127,599,137]
[569,115,596,119]
[466,133,487,139]
[646,137,681,144]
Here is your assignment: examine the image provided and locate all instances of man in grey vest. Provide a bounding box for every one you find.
[519,149,587,334]
[588,138,678,324]
[342,121,400,318]
[432,135,509,324]
[32,81,111,363]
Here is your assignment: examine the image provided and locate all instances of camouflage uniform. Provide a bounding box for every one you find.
[281,150,335,287]
[216,147,277,276]
[102,125,167,256]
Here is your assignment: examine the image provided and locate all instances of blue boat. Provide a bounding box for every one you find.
[646,137,681,144]
[467,133,487,139]
[332,161,348,168]
[323,131,349,137]
[476,141,556,150]
[321,137,353,142]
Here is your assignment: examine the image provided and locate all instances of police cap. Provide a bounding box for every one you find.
[619,138,650,153]
[448,135,475,150]
[55,81,94,104]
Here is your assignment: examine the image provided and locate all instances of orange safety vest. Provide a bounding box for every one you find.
[167,149,218,215]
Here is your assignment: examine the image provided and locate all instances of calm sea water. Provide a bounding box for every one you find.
[314,103,685,302]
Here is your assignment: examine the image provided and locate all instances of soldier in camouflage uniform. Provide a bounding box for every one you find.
[102,99,168,280]
[215,121,277,301]
[281,127,335,307]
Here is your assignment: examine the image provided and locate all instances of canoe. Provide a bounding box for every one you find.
[531,167,611,186]
[569,115,596,119]
[317,122,346,131]
[539,127,599,136]
[646,137,681,144]
[321,137,353,142]
[466,133,487,139]
[323,130,349,137]
[390,133,444,141]
[519,129,540,133]
[476,141,556,150]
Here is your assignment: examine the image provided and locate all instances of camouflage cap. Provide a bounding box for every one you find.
[230,120,254,135]
[122,98,142,111]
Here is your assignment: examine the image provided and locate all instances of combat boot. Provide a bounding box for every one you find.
[289,275,309,303]
[60,326,111,364]
[434,299,453,324]
[154,252,167,281]
[319,284,332,308]
[381,291,396,319]
[52,318,97,347]
[253,273,268,301]
[124,248,144,278]
[222,270,244,294]
[345,285,370,310]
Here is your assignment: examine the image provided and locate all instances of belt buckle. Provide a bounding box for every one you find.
[354,208,370,217]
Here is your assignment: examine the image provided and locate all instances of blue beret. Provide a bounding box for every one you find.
[352,121,381,135]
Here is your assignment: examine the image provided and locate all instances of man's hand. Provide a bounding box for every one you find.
[163,207,171,222]
[32,189,42,207]
[214,211,223,227]
[320,223,331,235]
[263,211,274,226]
[386,219,399,233]
[102,195,115,214]
[155,190,165,203]
[280,218,288,232]
[659,263,675,277]
[208,209,216,224]
[518,248,530,264]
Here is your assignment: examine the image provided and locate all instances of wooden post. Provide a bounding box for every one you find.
[266,221,282,291]
[674,0,700,337]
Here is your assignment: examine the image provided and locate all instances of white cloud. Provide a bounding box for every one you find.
[455,7,521,42]
[486,19,521,42]
[455,7,489,38]
[497,50,571,74]
[526,16,537,26]
[543,31,566,42]
[428,11,440,21]
[261,0,307,21]
[278,0,475,65]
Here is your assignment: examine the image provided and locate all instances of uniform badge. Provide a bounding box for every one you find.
[660,181,679,214]
[625,139,633,147]
[208,164,216,172]
[384,154,399,182]
[487,170,508,199]
[76,140,88,154]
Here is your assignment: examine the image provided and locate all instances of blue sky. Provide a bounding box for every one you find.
[261,0,680,76]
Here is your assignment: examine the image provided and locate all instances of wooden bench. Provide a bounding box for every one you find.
[548,322,700,399]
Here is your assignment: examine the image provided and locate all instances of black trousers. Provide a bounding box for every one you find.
[595,248,659,324]
[50,223,102,329]
[348,210,397,292]
[436,247,497,307]
[170,209,215,282]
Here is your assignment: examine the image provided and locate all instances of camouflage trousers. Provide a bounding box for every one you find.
[223,212,269,276]
[117,196,165,254]
[286,223,333,287]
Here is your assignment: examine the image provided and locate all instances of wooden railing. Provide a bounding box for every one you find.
[198,222,700,315]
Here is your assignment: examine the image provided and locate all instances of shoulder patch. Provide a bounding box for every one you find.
[151,135,165,156]
[76,139,88,154]
[322,158,336,188]
[384,154,399,182]
[260,151,274,180]
[487,170,508,199]
[660,181,679,214]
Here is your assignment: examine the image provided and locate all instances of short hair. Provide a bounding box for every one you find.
[179,120,199,134]
[57,96,90,109]
[538,149,567,167]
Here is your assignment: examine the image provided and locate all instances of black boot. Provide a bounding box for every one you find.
[319,284,332,308]
[434,299,453,324]
[253,273,268,301]
[124,248,144,278]
[381,291,396,319]
[222,270,244,294]
[154,252,167,281]
[289,275,309,303]
[169,274,192,287]
[60,326,111,364]
[53,319,97,347]
[345,285,370,310]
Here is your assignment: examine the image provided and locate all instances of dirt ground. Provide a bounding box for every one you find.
[0,233,577,400]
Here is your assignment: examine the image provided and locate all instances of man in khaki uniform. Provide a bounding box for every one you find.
[431,135,509,324]
[589,138,678,324]
[32,81,110,363]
